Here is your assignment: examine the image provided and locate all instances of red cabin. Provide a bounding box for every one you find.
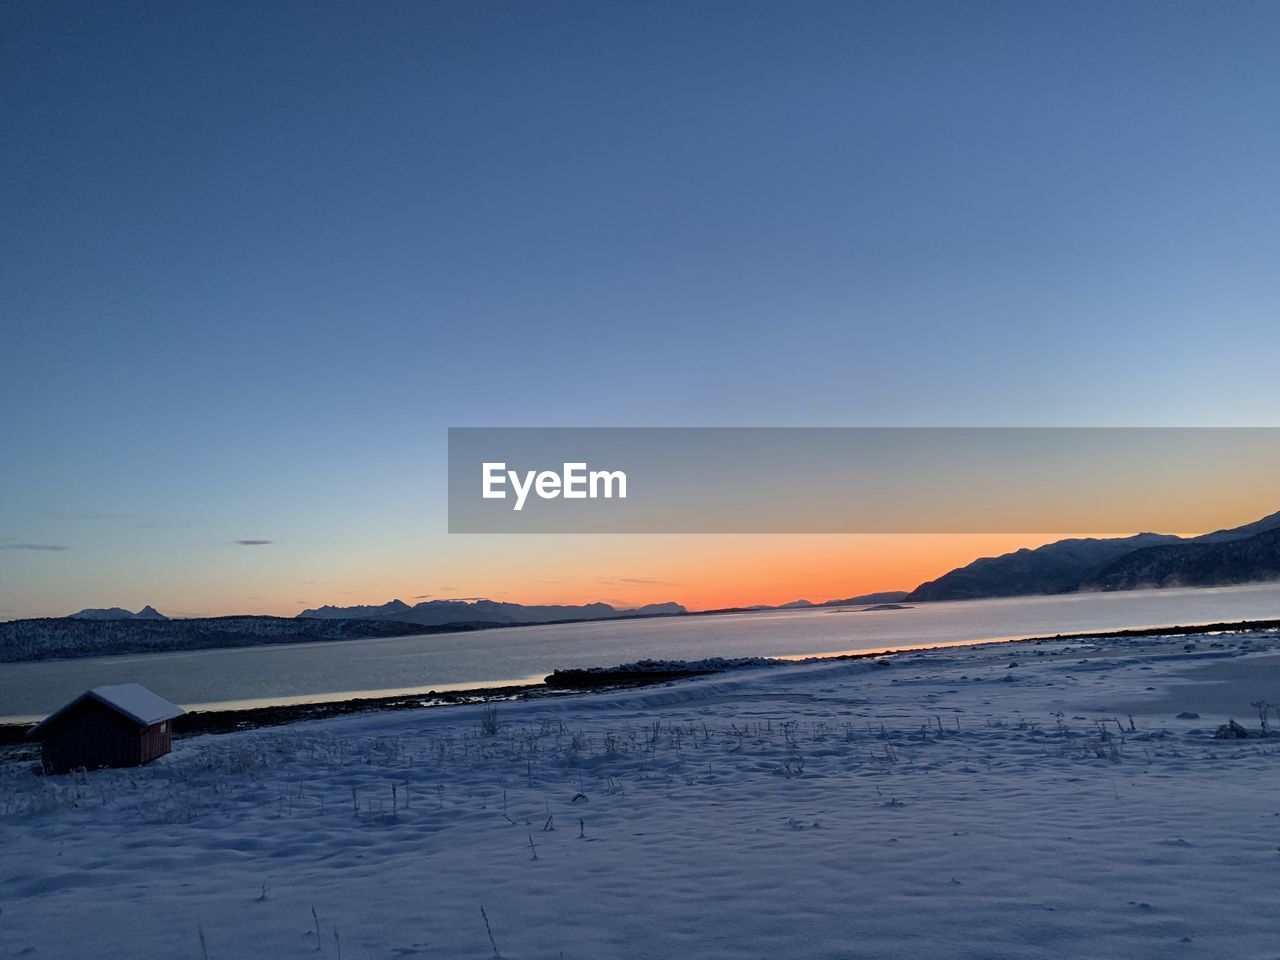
[28,683,185,774]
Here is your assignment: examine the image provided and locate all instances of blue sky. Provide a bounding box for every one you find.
[2,1,1279,617]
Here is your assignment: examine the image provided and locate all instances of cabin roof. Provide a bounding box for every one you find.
[28,683,185,738]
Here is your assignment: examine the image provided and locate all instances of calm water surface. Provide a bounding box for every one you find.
[2,583,1278,722]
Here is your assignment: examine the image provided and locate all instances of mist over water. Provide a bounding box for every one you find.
[3,582,1278,721]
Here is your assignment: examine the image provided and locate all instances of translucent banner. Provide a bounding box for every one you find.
[447,427,1280,534]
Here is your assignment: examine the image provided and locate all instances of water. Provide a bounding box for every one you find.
[2,582,1278,722]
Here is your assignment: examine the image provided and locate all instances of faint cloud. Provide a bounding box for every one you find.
[234,539,273,546]
[0,542,69,551]
[413,594,431,599]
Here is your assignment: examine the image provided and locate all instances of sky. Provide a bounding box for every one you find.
[2,1,1279,619]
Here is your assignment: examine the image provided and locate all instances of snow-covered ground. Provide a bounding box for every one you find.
[3,630,1280,960]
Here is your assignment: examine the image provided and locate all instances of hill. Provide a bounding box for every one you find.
[905,533,1181,601]
[298,598,687,626]
[1089,527,1280,591]
[0,617,496,664]
[69,605,168,620]
[906,510,1280,602]
[818,591,911,607]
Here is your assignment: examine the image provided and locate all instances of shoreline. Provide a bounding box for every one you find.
[4,614,1278,758]
[12,582,1275,667]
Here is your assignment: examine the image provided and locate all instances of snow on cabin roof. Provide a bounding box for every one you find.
[88,684,185,725]
[28,683,185,737]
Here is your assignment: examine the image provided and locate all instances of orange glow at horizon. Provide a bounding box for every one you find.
[51,528,1221,621]
[305,533,1136,616]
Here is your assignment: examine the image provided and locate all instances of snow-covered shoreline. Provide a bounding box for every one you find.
[4,628,1280,959]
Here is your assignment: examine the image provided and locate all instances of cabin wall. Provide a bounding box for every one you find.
[40,700,142,774]
[138,719,172,764]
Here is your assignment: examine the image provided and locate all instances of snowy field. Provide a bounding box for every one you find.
[3,630,1280,960]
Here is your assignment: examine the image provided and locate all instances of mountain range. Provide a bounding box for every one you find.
[738,591,911,610]
[297,598,686,627]
[906,510,1280,601]
[815,591,912,607]
[299,591,914,624]
[34,510,1280,635]
[69,605,169,621]
[1090,526,1280,592]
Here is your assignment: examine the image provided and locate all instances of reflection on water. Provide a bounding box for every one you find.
[2,582,1278,722]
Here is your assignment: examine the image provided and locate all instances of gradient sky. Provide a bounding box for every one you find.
[3,1,1279,618]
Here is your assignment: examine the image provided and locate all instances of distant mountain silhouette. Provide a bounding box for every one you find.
[297,598,686,627]
[906,510,1280,601]
[297,600,414,620]
[905,534,1181,601]
[818,591,911,607]
[2,616,475,663]
[69,605,168,621]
